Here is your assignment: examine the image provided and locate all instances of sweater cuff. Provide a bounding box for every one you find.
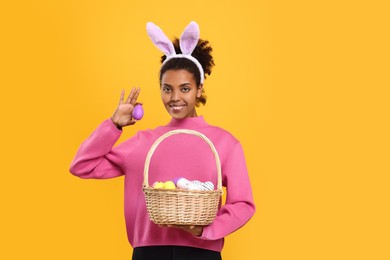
[107,118,123,133]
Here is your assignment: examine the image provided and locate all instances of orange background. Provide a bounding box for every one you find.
[1,0,389,259]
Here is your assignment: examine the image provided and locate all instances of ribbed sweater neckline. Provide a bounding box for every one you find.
[166,116,208,128]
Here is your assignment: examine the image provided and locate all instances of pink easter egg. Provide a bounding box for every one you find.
[132,105,144,120]
[173,177,184,185]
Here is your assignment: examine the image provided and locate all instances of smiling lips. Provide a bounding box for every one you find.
[169,104,186,112]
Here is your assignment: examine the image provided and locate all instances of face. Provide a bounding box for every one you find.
[161,69,203,119]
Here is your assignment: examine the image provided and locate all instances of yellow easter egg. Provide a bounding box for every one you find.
[163,181,176,190]
[153,182,164,189]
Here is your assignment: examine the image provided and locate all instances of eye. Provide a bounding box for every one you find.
[162,86,171,93]
[181,87,190,93]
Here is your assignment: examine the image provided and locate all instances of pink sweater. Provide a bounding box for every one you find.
[69,116,255,252]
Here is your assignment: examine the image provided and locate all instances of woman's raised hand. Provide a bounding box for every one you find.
[111,87,142,129]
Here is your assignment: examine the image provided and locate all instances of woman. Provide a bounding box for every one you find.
[70,21,255,260]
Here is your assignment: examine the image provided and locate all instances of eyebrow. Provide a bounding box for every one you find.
[162,83,192,87]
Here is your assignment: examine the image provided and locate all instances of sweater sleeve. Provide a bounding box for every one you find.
[69,119,132,179]
[199,142,256,240]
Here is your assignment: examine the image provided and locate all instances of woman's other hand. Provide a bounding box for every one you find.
[159,224,204,237]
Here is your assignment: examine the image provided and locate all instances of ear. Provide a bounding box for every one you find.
[180,21,200,55]
[197,84,204,98]
[146,22,176,56]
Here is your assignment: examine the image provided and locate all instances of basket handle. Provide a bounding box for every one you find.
[143,129,222,190]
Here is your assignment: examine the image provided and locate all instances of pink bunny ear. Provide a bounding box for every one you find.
[180,21,200,55]
[146,22,176,56]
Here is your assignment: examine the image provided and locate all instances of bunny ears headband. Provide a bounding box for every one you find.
[146,21,205,84]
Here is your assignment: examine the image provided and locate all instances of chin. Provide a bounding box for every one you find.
[170,113,186,119]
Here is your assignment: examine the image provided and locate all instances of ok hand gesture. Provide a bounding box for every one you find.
[111,87,142,129]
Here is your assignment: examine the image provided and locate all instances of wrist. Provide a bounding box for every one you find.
[110,118,122,130]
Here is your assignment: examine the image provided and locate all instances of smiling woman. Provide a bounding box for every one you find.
[69,21,255,260]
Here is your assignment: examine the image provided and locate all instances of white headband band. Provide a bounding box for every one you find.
[162,54,205,84]
[146,21,205,84]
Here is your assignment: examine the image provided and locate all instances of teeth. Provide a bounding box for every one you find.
[170,105,185,112]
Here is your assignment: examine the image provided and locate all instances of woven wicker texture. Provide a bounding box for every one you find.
[143,129,222,225]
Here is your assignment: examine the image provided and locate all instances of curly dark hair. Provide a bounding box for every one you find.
[159,38,215,106]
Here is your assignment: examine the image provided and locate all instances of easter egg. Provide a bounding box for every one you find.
[190,180,204,191]
[176,178,190,189]
[187,182,201,191]
[201,181,214,190]
[173,177,184,185]
[132,105,144,120]
[153,182,164,189]
[163,181,176,190]
[192,180,202,186]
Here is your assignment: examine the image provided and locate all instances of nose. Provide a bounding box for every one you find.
[171,90,181,101]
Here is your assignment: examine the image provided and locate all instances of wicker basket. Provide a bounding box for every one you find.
[143,129,223,226]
